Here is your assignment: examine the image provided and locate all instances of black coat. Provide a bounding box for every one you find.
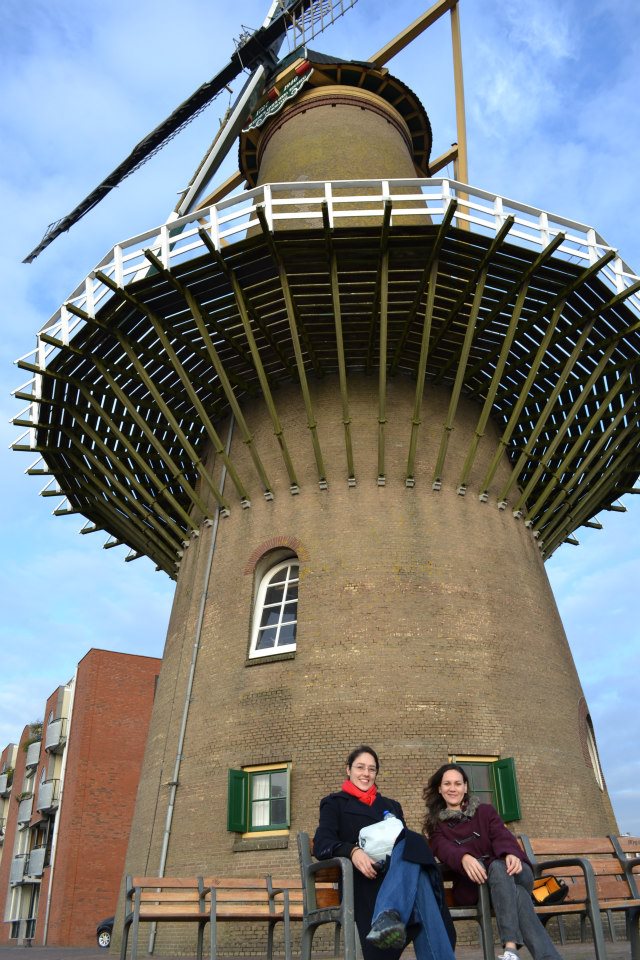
[314,791,455,960]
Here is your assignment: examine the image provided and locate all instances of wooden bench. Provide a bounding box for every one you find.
[519,835,640,960]
[297,831,494,960]
[120,875,293,960]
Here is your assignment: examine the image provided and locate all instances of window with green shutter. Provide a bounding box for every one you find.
[451,755,521,822]
[227,764,291,833]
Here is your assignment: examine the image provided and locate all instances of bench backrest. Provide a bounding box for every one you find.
[519,836,638,907]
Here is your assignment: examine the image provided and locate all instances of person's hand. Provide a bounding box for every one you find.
[350,847,379,879]
[461,853,488,883]
[505,854,522,875]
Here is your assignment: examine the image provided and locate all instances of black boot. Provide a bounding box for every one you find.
[366,910,407,950]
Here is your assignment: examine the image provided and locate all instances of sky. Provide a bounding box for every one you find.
[1,0,638,833]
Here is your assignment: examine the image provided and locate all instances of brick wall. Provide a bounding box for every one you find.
[43,650,160,947]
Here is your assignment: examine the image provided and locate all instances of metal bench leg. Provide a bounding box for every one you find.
[196,920,204,960]
[478,881,494,960]
[586,899,609,960]
[300,923,315,960]
[209,889,218,960]
[130,915,140,960]
[120,920,131,960]
[333,921,341,956]
[629,907,640,960]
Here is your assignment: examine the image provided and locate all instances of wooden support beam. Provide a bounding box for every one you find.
[478,298,566,496]
[17,352,209,522]
[428,145,458,175]
[378,249,389,483]
[256,207,327,485]
[323,204,355,482]
[406,258,439,484]
[62,417,184,553]
[98,269,250,503]
[470,251,618,401]
[205,249,299,489]
[534,380,637,529]
[195,170,244,211]
[367,200,393,374]
[541,425,639,555]
[429,214,514,362]
[433,265,488,485]
[391,199,458,374]
[152,241,274,496]
[369,0,457,67]
[62,446,178,572]
[457,269,533,489]
[435,232,566,386]
[68,302,230,513]
[512,342,624,513]
[199,230,297,378]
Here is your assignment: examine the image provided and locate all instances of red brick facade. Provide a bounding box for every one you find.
[0,650,160,947]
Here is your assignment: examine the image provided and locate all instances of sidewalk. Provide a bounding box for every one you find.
[0,943,632,960]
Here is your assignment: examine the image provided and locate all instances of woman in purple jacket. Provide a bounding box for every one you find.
[424,763,562,960]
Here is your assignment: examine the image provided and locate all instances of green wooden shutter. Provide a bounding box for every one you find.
[227,769,248,832]
[492,757,521,822]
[285,763,292,827]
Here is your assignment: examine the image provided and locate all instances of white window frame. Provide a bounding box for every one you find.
[249,558,299,659]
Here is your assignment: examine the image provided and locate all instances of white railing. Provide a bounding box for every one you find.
[12,177,640,448]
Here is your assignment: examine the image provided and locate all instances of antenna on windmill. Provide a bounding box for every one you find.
[23,0,359,263]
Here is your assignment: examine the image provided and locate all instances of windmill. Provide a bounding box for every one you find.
[13,0,639,938]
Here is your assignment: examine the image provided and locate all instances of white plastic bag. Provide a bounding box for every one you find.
[358,813,403,860]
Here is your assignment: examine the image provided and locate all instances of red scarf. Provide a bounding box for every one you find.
[341,778,378,806]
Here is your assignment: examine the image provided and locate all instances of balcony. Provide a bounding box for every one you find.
[0,816,6,842]
[17,794,33,826]
[36,778,59,814]
[9,853,27,885]
[26,846,46,878]
[0,773,11,796]
[25,741,41,769]
[45,717,67,753]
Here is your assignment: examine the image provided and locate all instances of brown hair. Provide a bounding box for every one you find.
[422,763,469,835]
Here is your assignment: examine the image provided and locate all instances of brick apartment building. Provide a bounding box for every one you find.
[0,648,160,947]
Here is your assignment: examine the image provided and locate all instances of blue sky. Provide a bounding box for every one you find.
[1,0,638,833]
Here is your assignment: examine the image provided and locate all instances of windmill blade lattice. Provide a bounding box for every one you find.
[23,0,359,264]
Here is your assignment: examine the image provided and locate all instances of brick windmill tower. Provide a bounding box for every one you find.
[15,0,638,900]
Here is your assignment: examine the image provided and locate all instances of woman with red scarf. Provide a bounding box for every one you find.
[313,746,455,960]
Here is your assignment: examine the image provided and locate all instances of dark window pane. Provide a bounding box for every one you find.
[256,627,277,650]
[268,568,288,586]
[271,771,287,796]
[277,621,296,646]
[281,604,297,624]
[265,585,285,606]
[286,583,298,600]
[271,797,287,824]
[260,607,281,629]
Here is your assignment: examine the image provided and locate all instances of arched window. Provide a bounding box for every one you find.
[249,555,299,659]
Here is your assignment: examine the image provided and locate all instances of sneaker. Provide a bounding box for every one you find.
[366,910,407,950]
[497,951,521,960]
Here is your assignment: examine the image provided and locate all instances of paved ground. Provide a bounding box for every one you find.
[0,941,632,960]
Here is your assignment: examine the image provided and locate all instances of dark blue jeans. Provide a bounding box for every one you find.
[371,839,455,960]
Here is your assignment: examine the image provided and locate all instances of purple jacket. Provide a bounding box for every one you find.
[429,802,530,906]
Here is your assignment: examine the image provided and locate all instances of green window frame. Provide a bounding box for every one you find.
[227,763,291,833]
[451,756,521,822]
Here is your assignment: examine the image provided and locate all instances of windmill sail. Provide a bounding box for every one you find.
[24,0,358,263]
